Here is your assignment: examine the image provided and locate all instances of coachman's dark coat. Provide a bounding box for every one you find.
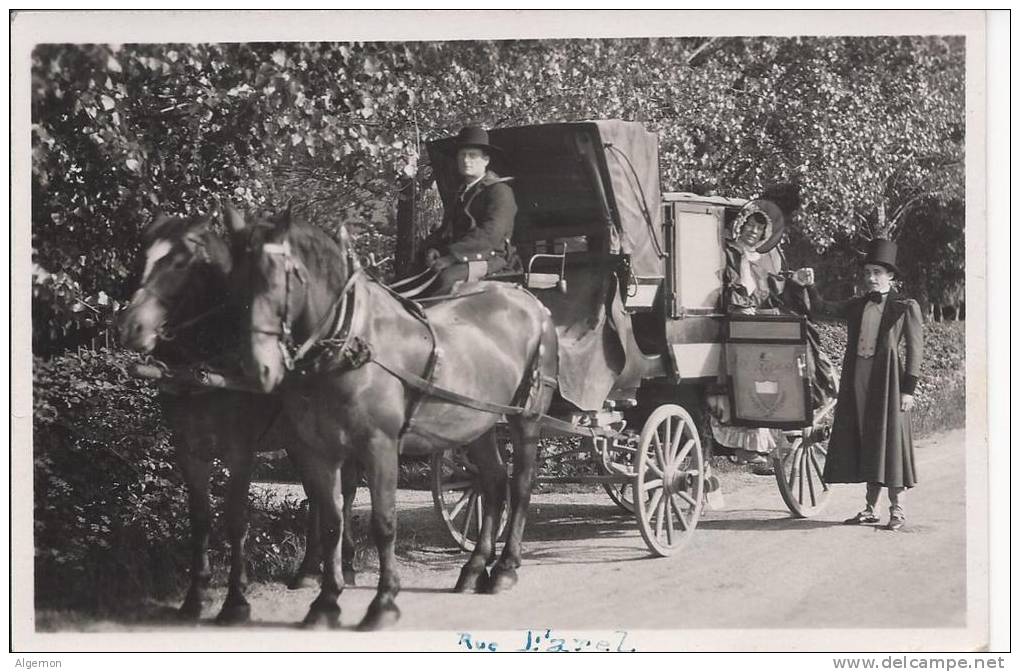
[809,288,924,487]
[429,170,517,269]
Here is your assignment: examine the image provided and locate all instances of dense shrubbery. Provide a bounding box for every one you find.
[34,348,184,610]
[33,348,306,613]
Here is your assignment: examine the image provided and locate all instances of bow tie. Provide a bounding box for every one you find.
[865,291,887,304]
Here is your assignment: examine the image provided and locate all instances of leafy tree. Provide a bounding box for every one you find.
[31,36,965,351]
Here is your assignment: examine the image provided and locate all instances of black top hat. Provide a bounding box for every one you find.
[863,238,900,275]
[453,126,501,154]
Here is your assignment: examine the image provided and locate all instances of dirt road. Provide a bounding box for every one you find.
[45,429,972,650]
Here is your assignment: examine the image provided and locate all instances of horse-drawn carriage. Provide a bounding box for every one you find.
[119,118,834,629]
[423,120,834,556]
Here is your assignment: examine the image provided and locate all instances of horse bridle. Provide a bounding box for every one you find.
[254,238,362,371]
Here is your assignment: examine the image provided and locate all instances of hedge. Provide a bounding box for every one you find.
[33,349,305,614]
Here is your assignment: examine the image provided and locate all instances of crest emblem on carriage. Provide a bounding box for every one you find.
[750,351,784,417]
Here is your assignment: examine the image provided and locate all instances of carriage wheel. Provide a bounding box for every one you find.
[430,446,509,552]
[601,476,638,514]
[774,434,832,517]
[633,404,705,557]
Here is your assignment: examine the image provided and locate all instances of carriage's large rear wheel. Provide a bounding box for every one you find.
[774,433,832,517]
[430,446,510,552]
[633,404,705,557]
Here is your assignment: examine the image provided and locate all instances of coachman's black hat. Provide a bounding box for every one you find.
[453,126,501,154]
[863,238,900,276]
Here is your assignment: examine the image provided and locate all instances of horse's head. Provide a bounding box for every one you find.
[229,204,353,393]
[118,212,231,353]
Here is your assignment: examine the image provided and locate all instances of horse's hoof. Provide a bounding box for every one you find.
[356,603,400,631]
[487,568,518,594]
[215,602,252,625]
[177,598,203,621]
[454,566,489,594]
[342,568,357,587]
[287,574,319,590]
[301,605,342,630]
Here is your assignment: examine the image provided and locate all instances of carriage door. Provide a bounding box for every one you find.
[662,197,727,381]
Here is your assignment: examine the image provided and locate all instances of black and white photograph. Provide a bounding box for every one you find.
[10,9,1006,657]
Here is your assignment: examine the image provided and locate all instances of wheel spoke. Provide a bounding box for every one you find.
[781,445,798,471]
[676,489,698,508]
[808,449,827,490]
[663,419,672,462]
[675,438,695,466]
[787,446,801,491]
[642,477,664,492]
[475,494,485,533]
[775,434,832,518]
[652,432,667,470]
[798,447,807,503]
[670,418,686,460]
[664,498,675,544]
[805,450,817,506]
[653,492,666,540]
[646,486,663,514]
[449,489,472,519]
[670,494,688,531]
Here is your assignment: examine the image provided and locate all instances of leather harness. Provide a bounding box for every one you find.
[259,241,571,440]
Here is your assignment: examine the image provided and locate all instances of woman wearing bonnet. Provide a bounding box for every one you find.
[711,199,839,466]
[723,200,787,315]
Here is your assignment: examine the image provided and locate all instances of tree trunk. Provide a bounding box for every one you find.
[394,176,418,280]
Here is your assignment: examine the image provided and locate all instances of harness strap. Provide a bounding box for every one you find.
[369,356,610,438]
[398,316,441,438]
[291,266,363,365]
[369,357,526,418]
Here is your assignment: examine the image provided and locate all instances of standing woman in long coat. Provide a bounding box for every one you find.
[796,239,924,531]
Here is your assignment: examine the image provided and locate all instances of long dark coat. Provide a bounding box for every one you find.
[810,288,924,487]
[428,170,517,267]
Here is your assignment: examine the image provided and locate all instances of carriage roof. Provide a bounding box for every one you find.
[427,120,664,276]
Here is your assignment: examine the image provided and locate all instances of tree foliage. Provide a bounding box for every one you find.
[31,36,966,350]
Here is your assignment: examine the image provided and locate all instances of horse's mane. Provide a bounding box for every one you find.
[277,215,350,291]
[145,214,204,245]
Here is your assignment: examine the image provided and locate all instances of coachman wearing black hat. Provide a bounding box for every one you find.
[793,238,925,532]
[407,126,517,296]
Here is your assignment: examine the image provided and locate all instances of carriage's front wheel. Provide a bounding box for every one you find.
[430,446,509,552]
[774,433,832,517]
[633,404,705,557]
[591,436,641,514]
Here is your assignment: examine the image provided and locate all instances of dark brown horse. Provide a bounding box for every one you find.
[228,205,558,630]
[118,213,358,623]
